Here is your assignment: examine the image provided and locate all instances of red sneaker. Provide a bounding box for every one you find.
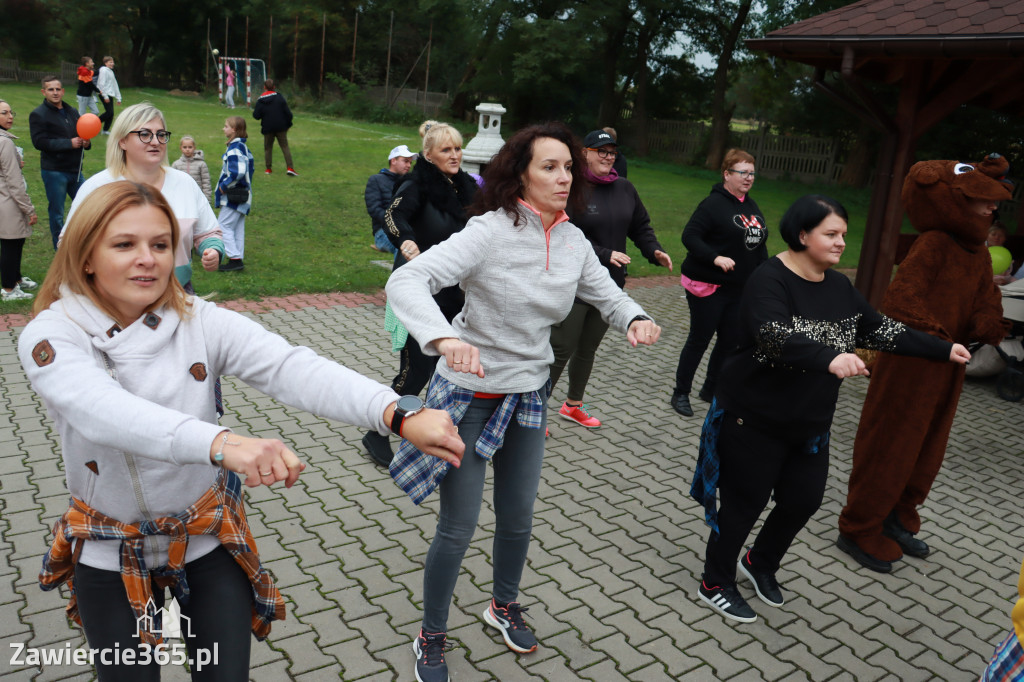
[286,168,298,176]
[558,402,601,428]
[264,168,272,174]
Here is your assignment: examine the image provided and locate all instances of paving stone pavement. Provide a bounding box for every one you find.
[0,276,1022,681]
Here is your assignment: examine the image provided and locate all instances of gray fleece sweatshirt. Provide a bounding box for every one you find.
[386,205,651,394]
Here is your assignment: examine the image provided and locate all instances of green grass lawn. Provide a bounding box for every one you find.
[1,80,872,314]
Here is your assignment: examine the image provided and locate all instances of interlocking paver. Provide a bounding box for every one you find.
[1,280,1022,680]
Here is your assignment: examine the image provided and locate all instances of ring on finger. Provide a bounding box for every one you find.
[260,471,272,476]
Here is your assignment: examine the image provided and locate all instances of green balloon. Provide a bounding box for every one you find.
[990,245,1013,274]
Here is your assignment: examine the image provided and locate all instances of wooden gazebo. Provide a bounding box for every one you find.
[747,0,1024,305]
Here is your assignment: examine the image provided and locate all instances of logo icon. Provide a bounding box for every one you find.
[135,598,193,640]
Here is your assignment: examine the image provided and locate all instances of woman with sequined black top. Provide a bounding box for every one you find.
[694,195,970,625]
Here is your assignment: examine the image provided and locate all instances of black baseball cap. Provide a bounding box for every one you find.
[583,130,618,148]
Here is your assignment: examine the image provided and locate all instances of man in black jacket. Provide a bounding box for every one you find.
[364,145,415,255]
[29,76,90,249]
[252,79,296,176]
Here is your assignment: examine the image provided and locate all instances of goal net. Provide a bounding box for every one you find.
[217,57,267,108]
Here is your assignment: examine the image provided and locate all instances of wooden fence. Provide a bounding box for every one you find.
[0,59,78,88]
[642,119,847,184]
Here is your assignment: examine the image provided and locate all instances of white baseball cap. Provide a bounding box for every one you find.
[389,144,417,161]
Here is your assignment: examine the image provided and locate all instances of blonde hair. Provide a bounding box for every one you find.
[422,122,462,159]
[418,120,439,138]
[179,134,195,146]
[34,182,188,322]
[106,102,168,178]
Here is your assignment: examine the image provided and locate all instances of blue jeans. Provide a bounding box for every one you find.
[422,396,546,633]
[373,229,397,255]
[41,169,83,249]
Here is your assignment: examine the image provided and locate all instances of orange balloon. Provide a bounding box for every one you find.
[76,113,102,140]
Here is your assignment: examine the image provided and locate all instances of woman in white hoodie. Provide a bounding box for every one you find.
[19,181,464,680]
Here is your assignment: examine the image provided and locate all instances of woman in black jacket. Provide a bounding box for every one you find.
[361,121,478,466]
[671,148,767,417]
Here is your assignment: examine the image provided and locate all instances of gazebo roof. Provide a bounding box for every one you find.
[746,0,1024,304]
[748,0,1024,82]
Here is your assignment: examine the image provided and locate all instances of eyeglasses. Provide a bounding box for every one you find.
[128,129,172,144]
[727,169,756,179]
[0,110,13,117]
[587,147,618,159]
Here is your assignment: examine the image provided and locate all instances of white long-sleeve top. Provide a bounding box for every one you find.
[19,290,399,571]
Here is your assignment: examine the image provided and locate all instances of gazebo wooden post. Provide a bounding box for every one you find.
[861,63,926,306]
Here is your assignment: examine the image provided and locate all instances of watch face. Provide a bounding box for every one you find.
[397,395,424,413]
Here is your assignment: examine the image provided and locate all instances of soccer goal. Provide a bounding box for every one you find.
[217,57,267,108]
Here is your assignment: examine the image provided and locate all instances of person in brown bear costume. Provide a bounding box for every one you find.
[837,154,1012,573]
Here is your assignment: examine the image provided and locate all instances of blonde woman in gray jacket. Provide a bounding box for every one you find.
[387,122,661,682]
[0,99,38,301]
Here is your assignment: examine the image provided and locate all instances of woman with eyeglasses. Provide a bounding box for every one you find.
[548,129,672,429]
[0,100,39,301]
[671,148,767,417]
[65,102,224,293]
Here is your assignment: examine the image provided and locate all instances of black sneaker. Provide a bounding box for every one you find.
[737,550,784,607]
[362,430,394,468]
[671,391,693,417]
[483,599,538,653]
[697,579,757,623]
[836,534,893,573]
[219,258,244,272]
[882,512,930,558]
[413,630,451,682]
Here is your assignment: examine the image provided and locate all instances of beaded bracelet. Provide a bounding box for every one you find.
[213,432,241,465]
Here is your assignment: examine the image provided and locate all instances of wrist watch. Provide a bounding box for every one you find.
[390,395,425,436]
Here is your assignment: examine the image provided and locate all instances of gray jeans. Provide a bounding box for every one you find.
[421,395,546,632]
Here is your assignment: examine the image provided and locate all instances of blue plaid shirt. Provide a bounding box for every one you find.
[390,372,545,504]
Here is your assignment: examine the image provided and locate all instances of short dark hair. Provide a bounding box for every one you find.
[264,78,274,90]
[41,75,60,88]
[81,56,92,66]
[471,122,585,225]
[779,194,849,252]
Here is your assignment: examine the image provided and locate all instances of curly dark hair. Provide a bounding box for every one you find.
[471,122,586,225]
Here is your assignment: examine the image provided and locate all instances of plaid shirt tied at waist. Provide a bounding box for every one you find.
[390,372,546,505]
[39,469,284,645]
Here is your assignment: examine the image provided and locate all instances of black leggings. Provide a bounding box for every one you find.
[74,546,254,681]
[674,288,742,396]
[0,237,25,289]
[99,97,115,131]
[702,415,830,587]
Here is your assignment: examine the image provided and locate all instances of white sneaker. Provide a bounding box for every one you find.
[18,276,37,290]
[2,285,33,301]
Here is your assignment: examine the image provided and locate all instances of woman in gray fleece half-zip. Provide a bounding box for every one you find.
[386,122,662,682]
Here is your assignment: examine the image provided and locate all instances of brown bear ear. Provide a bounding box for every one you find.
[977,152,1010,181]
[910,162,942,186]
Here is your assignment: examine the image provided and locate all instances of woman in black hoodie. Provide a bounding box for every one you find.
[362,121,478,466]
[671,149,768,417]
